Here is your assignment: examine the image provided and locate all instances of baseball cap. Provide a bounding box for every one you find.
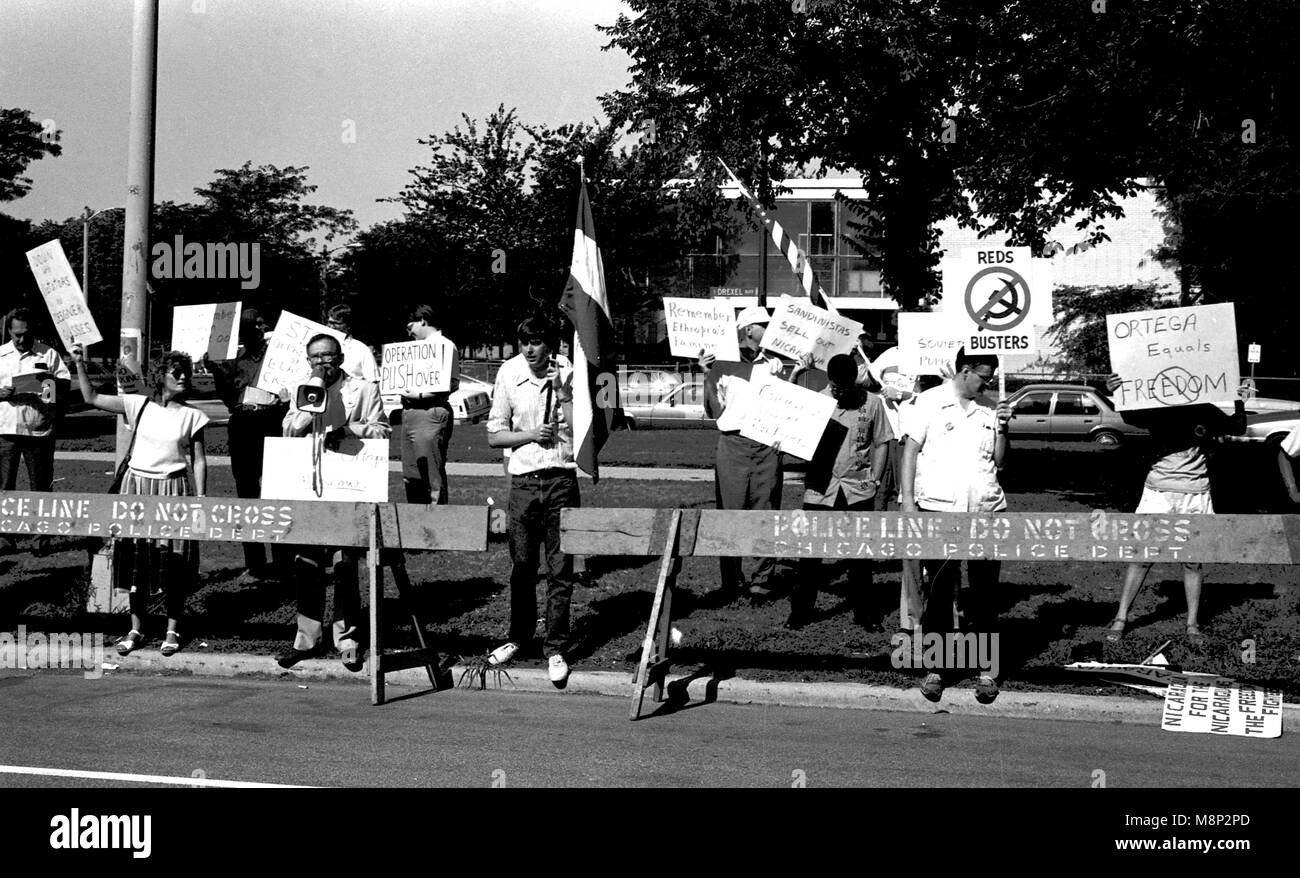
[736,306,771,329]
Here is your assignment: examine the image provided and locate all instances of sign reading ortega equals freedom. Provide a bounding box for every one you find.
[1106,302,1238,411]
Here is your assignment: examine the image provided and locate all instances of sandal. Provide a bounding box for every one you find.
[1186,624,1206,649]
[1104,618,1126,644]
[116,630,145,656]
[160,631,181,657]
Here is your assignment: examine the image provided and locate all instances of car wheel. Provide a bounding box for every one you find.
[624,415,637,430]
[1092,429,1121,446]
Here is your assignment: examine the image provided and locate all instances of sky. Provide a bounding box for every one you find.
[1,0,635,232]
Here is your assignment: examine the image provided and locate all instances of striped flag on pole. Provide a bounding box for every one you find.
[718,158,839,315]
[558,168,615,482]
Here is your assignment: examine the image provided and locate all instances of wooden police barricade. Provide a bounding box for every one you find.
[0,491,488,706]
[560,508,1300,720]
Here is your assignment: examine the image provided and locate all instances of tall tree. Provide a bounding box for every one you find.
[0,107,61,203]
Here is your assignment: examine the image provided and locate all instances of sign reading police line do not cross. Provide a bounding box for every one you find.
[940,247,1053,355]
[1106,303,1239,412]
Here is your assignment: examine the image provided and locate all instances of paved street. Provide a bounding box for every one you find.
[1,674,1295,788]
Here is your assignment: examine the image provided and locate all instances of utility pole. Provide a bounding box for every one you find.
[117,0,159,461]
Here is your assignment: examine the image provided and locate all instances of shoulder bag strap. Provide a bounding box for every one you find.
[120,398,150,470]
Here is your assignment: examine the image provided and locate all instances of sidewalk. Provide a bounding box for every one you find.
[78,645,1300,727]
[53,451,797,483]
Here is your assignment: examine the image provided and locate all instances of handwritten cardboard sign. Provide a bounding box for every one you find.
[761,299,862,369]
[380,338,452,395]
[171,302,241,362]
[736,374,836,460]
[663,297,740,361]
[25,240,102,347]
[254,310,345,397]
[896,312,965,376]
[260,436,389,503]
[1106,303,1239,411]
[1161,673,1282,738]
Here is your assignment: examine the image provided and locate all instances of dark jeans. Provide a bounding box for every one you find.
[919,557,1001,639]
[401,403,454,504]
[0,434,55,491]
[715,433,783,591]
[227,405,293,573]
[791,494,877,618]
[507,469,580,656]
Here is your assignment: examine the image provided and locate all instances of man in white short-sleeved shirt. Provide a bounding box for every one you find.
[0,308,70,495]
[899,348,1011,705]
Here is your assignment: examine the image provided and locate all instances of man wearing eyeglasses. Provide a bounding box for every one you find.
[278,333,390,671]
[400,304,460,504]
[899,347,1012,705]
[326,304,379,386]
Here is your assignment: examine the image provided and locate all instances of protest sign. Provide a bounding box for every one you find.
[663,297,740,361]
[737,373,836,460]
[170,302,241,362]
[939,248,1053,355]
[761,299,861,369]
[1161,673,1282,738]
[254,310,345,397]
[896,312,966,376]
[260,436,389,503]
[380,338,452,395]
[25,240,102,348]
[1105,303,1239,411]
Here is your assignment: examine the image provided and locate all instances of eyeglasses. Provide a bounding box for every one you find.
[167,367,190,379]
[308,352,342,363]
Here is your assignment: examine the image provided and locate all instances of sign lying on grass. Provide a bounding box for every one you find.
[663,297,740,362]
[171,302,241,361]
[1161,673,1282,738]
[1106,303,1239,411]
[261,436,389,503]
[380,338,452,395]
[761,298,862,369]
[25,240,102,348]
[255,310,345,397]
[735,374,836,460]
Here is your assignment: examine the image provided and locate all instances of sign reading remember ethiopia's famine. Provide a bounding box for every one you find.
[1106,303,1239,411]
[171,302,241,362]
[663,297,740,361]
[380,338,452,395]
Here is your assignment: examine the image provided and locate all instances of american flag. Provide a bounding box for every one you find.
[718,158,839,315]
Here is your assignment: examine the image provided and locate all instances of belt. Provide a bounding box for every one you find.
[513,468,575,480]
[402,394,451,409]
[234,402,284,412]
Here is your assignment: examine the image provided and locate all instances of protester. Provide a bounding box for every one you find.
[899,348,1011,703]
[787,354,892,629]
[70,344,208,658]
[1101,374,1245,649]
[326,304,379,385]
[485,313,579,689]
[0,307,70,494]
[701,305,790,600]
[275,333,390,670]
[203,308,291,581]
[400,304,460,504]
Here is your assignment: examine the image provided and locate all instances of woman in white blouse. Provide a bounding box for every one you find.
[71,345,208,657]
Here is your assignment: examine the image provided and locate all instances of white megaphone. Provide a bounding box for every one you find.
[295,366,329,414]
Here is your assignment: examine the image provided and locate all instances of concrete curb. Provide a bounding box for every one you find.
[91,648,1300,726]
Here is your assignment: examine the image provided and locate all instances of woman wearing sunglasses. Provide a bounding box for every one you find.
[71,345,209,657]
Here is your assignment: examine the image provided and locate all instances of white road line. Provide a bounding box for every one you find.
[0,764,312,788]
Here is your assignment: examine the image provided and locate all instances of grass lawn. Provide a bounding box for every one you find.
[4,455,1299,699]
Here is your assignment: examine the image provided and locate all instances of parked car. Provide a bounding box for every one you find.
[1213,396,1300,417]
[619,369,683,408]
[1238,410,1300,446]
[382,374,493,424]
[622,378,715,429]
[1004,383,1147,445]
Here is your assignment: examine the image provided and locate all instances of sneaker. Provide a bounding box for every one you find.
[975,675,999,704]
[547,654,570,689]
[920,672,944,703]
[487,641,520,666]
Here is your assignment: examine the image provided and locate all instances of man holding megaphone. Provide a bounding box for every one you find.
[277,333,390,671]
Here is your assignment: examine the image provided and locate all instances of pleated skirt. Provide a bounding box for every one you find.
[112,468,199,596]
